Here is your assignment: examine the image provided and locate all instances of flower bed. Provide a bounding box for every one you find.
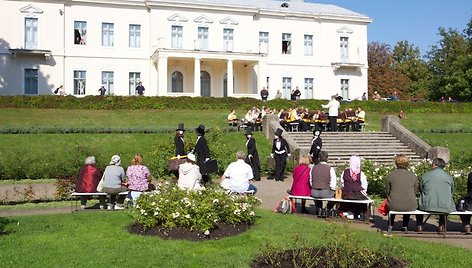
[131,181,261,235]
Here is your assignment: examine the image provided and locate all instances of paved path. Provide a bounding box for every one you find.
[1,177,471,250]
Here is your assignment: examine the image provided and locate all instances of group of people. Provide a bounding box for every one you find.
[76,154,152,210]
[386,156,471,234]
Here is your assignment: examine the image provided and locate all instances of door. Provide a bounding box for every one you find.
[201,71,211,97]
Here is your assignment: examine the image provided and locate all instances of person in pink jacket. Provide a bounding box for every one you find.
[288,155,312,213]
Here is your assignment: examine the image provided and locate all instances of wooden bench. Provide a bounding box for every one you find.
[288,195,374,220]
[388,210,472,235]
[70,192,128,211]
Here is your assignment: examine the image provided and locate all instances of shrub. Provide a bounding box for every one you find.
[132,181,261,233]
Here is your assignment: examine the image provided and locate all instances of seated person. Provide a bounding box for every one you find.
[243,109,254,130]
[372,91,381,101]
[310,151,336,215]
[354,107,365,132]
[345,108,356,131]
[76,156,105,210]
[227,109,238,126]
[386,154,419,232]
[339,155,370,220]
[178,153,205,191]
[102,155,127,210]
[417,158,456,233]
[221,150,257,194]
[288,155,312,213]
[315,111,328,131]
[278,109,289,130]
[398,110,406,119]
[126,154,152,202]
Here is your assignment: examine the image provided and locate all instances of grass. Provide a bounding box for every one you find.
[0,210,471,267]
[0,201,70,211]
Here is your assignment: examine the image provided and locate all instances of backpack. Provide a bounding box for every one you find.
[273,196,296,214]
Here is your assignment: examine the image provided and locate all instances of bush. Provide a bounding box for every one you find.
[132,181,261,232]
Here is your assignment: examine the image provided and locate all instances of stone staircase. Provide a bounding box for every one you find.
[287,131,425,166]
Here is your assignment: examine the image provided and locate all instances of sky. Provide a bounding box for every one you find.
[308,0,472,55]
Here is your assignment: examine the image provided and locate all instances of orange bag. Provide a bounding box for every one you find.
[378,199,389,216]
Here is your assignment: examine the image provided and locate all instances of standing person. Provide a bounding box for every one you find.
[321,95,340,132]
[288,155,312,213]
[293,86,301,101]
[270,128,290,181]
[244,129,261,181]
[194,124,210,183]
[260,87,269,101]
[386,154,419,232]
[274,89,282,99]
[417,158,456,233]
[102,155,127,210]
[126,154,152,203]
[309,130,322,164]
[310,151,336,216]
[361,92,367,101]
[175,123,185,157]
[135,81,145,96]
[98,85,106,96]
[76,156,105,209]
[221,150,257,194]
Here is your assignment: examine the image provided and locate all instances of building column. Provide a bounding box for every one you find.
[257,60,267,96]
[157,56,168,96]
[194,57,201,96]
[227,59,233,97]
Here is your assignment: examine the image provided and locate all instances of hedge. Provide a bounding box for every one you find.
[1,96,472,113]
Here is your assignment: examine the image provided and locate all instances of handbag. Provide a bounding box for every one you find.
[199,159,218,174]
[378,199,389,216]
[266,156,276,170]
[96,173,105,192]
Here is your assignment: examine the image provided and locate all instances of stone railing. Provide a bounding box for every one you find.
[381,115,450,163]
[262,114,301,160]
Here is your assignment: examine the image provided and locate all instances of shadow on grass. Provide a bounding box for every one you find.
[0,217,15,235]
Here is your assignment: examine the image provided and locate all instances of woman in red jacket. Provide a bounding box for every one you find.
[76,156,104,209]
[288,155,312,213]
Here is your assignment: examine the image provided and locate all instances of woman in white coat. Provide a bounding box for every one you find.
[178,153,205,191]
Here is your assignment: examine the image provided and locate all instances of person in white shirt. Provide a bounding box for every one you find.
[321,95,340,132]
[221,150,257,194]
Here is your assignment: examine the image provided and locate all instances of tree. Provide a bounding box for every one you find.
[392,40,430,99]
[368,42,408,99]
[426,18,472,101]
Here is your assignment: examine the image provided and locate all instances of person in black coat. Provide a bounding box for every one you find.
[194,124,210,182]
[460,172,472,234]
[270,128,291,181]
[244,129,261,181]
[309,130,322,164]
[174,123,185,157]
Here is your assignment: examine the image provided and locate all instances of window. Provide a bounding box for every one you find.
[282,77,292,99]
[171,71,184,92]
[341,79,349,99]
[129,72,141,95]
[73,70,86,95]
[259,31,269,53]
[24,18,38,49]
[340,37,349,62]
[24,69,38,95]
[304,78,314,99]
[102,23,114,46]
[101,71,114,95]
[171,25,183,48]
[198,27,209,50]
[223,28,234,51]
[74,21,86,45]
[304,35,313,56]
[282,33,291,54]
[129,24,141,48]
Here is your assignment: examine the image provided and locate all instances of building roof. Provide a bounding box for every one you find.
[155,0,370,19]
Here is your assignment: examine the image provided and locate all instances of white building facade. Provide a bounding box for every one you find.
[0,0,371,100]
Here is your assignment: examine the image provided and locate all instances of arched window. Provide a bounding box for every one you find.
[171,71,183,92]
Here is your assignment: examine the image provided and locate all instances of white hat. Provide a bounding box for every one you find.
[110,155,121,165]
[187,153,196,162]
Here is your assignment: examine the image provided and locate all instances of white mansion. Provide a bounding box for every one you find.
[0,0,371,99]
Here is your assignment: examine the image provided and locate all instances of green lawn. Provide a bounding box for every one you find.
[1,210,471,267]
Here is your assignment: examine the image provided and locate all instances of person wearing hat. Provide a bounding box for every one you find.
[309,130,322,164]
[175,123,185,157]
[270,128,291,181]
[244,129,261,181]
[194,124,211,182]
[102,155,127,210]
[178,153,204,191]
